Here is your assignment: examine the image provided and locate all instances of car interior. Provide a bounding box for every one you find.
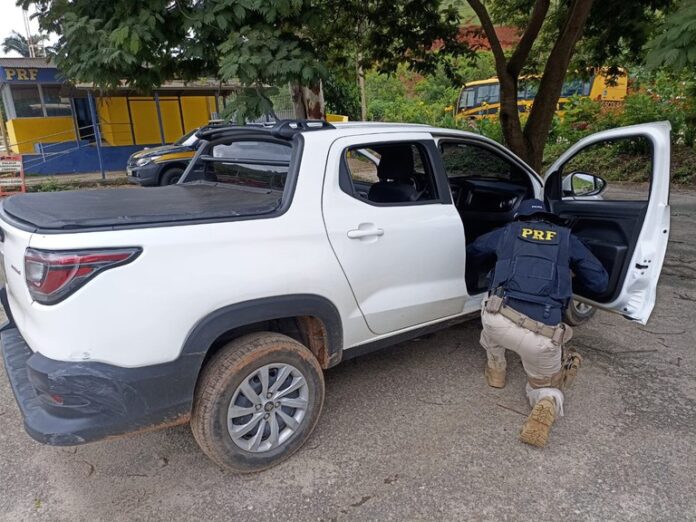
[343,137,653,305]
[438,141,536,294]
[343,143,439,203]
[441,137,657,305]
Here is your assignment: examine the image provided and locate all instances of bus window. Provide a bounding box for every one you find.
[459,88,477,110]
[477,84,500,105]
[561,78,593,97]
[517,80,539,100]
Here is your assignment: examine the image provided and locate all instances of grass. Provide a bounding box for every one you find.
[544,142,696,185]
[27,176,132,193]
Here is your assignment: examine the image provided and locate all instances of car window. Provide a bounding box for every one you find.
[185,139,292,192]
[440,142,527,183]
[558,136,651,201]
[341,142,439,205]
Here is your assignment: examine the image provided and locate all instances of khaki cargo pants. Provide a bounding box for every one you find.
[480,305,574,415]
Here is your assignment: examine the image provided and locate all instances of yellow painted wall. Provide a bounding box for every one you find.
[128,97,183,145]
[181,96,215,132]
[6,95,217,152]
[97,97,134,145]
[6,116,76,153]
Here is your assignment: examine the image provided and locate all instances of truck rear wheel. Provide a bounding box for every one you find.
[564,300,597,326]
[191,332,325,473]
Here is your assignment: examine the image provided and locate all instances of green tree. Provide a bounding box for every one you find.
[1,30,48,57]
[646,1,696,71]
[22,0,468,120]
[466,0,672,171]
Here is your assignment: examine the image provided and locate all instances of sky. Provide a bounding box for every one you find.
[0,2,46,57]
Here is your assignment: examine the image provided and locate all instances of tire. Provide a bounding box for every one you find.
[191,332,325,473]
[159,167,184,186]
[564,300,597,326]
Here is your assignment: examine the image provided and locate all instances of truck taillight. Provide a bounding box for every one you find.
[24,248,142,305]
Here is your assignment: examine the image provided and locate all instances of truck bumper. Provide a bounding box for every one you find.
[0,289,200,445]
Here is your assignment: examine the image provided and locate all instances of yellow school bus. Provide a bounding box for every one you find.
[455,69,628,120]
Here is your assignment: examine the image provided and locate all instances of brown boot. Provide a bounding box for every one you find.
[484,364,506,389]
[562,351,583,389]
[519,397,556,447]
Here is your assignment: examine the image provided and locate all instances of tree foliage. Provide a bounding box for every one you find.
[646,0,696,71]
[466,0,673,171]
[22,0,468,119]
[1,30,49,57]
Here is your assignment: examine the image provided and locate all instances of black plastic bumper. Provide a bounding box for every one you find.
[0,292,202,445]
[126,162,160,186]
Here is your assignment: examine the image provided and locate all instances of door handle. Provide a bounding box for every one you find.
[347,227,384,239]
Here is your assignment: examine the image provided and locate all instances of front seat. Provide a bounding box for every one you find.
[368,145,418,203]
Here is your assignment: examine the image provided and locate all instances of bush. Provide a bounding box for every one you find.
[358,58,696,184]
[364,53,496,127]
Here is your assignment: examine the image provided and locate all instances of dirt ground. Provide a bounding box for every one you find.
[0,187,694,521]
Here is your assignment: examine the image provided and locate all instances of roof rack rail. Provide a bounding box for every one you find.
[271,119,335,139]
[195,119,335,141]
[195,122,271,140]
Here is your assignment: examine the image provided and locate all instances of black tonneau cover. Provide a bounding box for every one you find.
[2,183,282,231]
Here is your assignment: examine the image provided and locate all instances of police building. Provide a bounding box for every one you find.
[0,57,237,174]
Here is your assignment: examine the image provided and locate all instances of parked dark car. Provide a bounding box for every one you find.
[126,129,199,186]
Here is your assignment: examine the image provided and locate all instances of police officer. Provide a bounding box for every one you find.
[466,199,608,447]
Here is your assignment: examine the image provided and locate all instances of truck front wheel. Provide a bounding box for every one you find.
[191,332,325,473]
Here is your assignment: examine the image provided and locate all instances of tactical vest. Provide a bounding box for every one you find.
[490,220,572,312]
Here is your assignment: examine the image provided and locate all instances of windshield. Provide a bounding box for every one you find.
[184,139,293,194]
[459,83,500,110]
[459,88,477,109]
[174,128,199,146]
[560,78,592,97]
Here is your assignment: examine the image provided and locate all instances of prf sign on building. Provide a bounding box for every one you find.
[4,67,40,81]
[0,60,70,119]
[0,57,224,155]
[0,58,73,153]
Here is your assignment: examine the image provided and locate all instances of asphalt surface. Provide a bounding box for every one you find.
[1,186,695,521]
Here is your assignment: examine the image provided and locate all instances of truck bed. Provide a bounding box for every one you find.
[0,183,283,232]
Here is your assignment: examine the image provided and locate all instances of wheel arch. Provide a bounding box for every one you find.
[157,162,189,183]
[181,295,344,379]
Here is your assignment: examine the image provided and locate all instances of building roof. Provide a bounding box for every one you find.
[0,57,56,69]
[458,26,521,51]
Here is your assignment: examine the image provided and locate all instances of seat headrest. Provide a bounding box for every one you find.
[376,145,415,181]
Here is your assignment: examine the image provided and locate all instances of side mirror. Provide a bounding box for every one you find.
[562,171,607,198]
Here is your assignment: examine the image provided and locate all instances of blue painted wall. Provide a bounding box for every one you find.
[22,143,157,175]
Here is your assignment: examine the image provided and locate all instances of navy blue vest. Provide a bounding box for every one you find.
[490,220,572,325]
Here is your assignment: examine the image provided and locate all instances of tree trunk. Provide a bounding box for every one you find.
[290,83,307,119]
[467,0,591,171]
[522,0,596,172]
[497,71,526,159]
[290,81,326,120]
[357,54,367,121]
[303,81,325,119]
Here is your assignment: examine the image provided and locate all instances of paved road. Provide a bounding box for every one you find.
[1,188,694,521]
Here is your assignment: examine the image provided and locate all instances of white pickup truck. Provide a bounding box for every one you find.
[0,120,670,472]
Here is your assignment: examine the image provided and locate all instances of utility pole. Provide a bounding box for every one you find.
[22,9,36,58]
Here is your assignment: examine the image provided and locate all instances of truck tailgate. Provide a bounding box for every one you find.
[0,219,34,337]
